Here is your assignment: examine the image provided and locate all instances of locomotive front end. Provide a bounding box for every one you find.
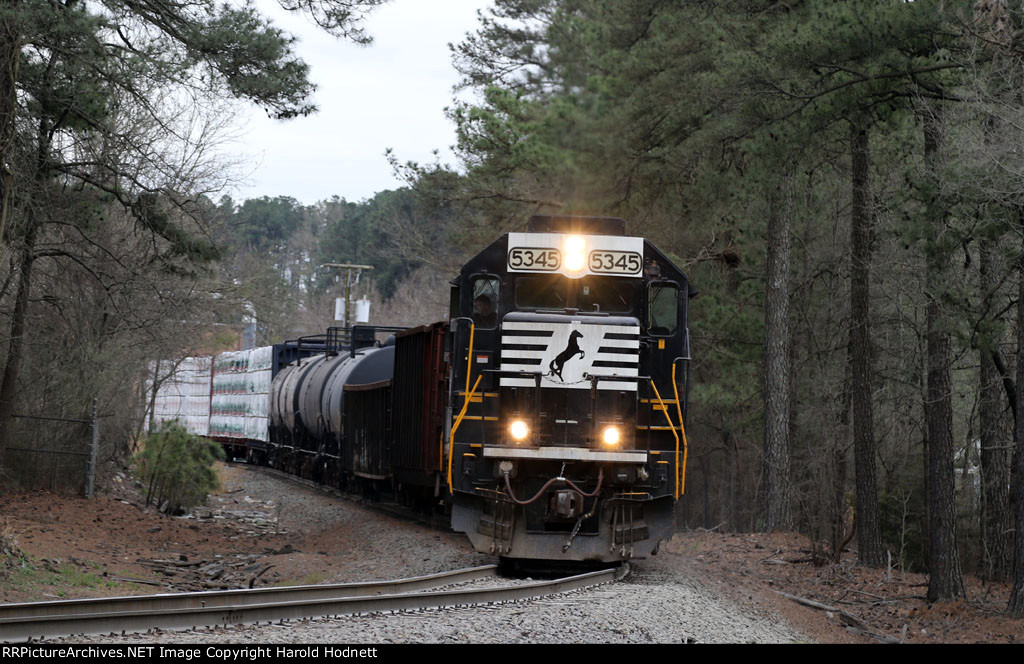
[447,215,693,563]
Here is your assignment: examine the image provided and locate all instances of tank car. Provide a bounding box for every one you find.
[264,328,398,492]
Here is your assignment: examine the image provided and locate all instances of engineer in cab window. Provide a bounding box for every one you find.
[473,294,497,328]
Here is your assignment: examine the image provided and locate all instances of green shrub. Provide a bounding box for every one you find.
[135,421,223,514]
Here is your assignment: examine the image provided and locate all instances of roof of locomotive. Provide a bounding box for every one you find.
[526,214,626,236]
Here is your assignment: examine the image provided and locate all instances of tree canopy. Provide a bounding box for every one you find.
[0,0,387,475]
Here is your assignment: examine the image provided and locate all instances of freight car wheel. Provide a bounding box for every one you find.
[395,483,411,508]
[246,449,267,467]
[354,476,380,502]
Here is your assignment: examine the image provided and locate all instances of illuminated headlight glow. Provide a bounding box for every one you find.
[509,420,529,442]
[602,426,621,447]
[564,235,586,272]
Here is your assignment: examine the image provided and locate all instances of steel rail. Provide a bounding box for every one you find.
[0,565,497,642]
[0,564,626,643]
[0,565,499,621]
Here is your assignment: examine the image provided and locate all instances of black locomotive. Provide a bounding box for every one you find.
[252,214,694,563]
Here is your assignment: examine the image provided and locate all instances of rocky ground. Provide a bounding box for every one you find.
[0,463,1021,643]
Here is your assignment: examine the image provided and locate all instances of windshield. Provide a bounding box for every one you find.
[514,275,638,313]
[515,275,568,310]
[578,276,636,313]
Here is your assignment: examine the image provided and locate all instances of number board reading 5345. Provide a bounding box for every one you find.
[508,247,561,271]
[505,232,645,278]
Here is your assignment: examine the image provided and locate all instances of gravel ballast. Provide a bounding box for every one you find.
[50,465,811,644]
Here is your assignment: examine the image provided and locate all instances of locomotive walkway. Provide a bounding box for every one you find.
[0,564,626,642]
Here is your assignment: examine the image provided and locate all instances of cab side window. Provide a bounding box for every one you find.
[648,283,678,335]
[472,277,500,329]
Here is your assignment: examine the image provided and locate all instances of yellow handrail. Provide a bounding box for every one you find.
[672,362,688,497]
[649,379,681,499]
[465,323,475,396]
[448,374,482,492]
[444,321,477,491]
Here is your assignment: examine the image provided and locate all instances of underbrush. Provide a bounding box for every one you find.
[2,555,140,600]
[134,421,224,514]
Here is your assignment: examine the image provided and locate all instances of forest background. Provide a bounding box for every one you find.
[1,0,1023,613]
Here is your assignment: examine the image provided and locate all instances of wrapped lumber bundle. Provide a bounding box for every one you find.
[209,346,272,442]
[148,356,213,436]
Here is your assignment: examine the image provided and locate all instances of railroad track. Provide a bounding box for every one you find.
[0,564,627,643]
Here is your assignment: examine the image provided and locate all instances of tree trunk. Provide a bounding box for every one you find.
[978,236,1012,581]
[1008,221,1024,616]
[832,335,853,563]
[925,295,965,601]
[0,3,21,265]
[0,110,49,468]
[850,121,884,567]
[0,216,38,466]
[762,173,793,532]
[922,106,965,603]
[148,359,160,433]
[724,429,737,530]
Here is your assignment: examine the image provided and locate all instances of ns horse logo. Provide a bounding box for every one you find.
[549,330,585,382]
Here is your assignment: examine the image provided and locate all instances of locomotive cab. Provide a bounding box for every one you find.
[447,215,694,562]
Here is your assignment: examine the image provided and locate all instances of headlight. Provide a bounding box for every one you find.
[509,420,529,442]
[602,426,620,447]
[564,235,586,272]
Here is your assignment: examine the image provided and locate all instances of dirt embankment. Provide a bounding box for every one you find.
[0,463,486,602]
[664,531,1022,644]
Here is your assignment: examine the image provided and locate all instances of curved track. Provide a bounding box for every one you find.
[0,564,627,643]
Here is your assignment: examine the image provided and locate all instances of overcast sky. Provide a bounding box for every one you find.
[225,0,492,205]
